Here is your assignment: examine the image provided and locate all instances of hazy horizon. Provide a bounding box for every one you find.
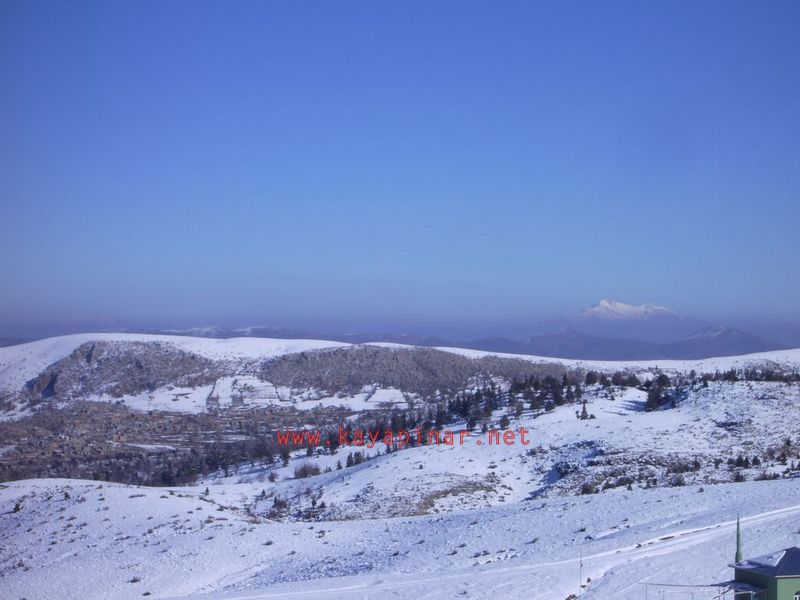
[4,298,800,348]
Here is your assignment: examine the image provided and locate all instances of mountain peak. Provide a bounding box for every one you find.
[581,299,677,320]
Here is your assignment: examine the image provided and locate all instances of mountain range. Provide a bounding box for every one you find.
[461,300,784,359]
[4,300,785,360]
[133,300,786,360]
[467,325,781,360]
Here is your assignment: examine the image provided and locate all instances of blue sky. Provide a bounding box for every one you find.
[1,1,799,335]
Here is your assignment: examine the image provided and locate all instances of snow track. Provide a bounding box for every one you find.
[176,499,800,600]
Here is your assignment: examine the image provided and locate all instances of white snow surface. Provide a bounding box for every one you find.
[1,332,799,397]
[2,476,799,600]
[434,344,800,375]
[3,375,800,599]
[2,333,800,420]
[3,335,800,598]
[0,333,349,393]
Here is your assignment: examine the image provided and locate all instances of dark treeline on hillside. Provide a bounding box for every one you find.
[2,364,798,488]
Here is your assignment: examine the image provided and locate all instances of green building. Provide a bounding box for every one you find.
[731,547,800,600]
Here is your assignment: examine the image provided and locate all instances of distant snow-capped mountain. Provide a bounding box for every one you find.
[524,299,706,344]
[464,301,787,359]
[580,299,677,320]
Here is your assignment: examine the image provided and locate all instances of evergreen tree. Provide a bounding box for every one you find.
[467,415,477,431]
[435,405,447,430]
[514,401,524,419]
[565,385,575,403]
[645,388,662,411]
[552,387,564,406]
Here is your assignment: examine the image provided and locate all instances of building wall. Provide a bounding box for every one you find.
[777,578,800,600]
[734,571,800,600]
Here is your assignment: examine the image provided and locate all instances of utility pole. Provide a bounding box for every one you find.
[735,515,743,563]
[578,549,583,597]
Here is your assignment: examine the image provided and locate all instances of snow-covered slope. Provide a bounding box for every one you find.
[2,335,800,599]
[2,333,799,398]
[194,378,800,518]
[0,333,350,394]
[2,333,800,599]
[435,344,800,374]
[2,333,799,423]
[2,475,799,599]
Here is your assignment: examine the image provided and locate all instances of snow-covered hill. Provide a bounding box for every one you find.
[437,343,800,374]
[2,332,799,397]
[0,333,349,394]
[1,332,798,422]
[2,334,800,599]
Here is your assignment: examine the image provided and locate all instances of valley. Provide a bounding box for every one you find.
[1,334,799,598]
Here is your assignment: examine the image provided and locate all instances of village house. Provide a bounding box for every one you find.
[731,547,800,599]
[729,518,800,600]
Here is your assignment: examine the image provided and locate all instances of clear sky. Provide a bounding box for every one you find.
[1,1,799,336]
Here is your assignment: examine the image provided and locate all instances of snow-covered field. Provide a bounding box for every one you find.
[2,391,800,598]
[2,473,799,599]
[1,334,800,599]
[80,377,411,415]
